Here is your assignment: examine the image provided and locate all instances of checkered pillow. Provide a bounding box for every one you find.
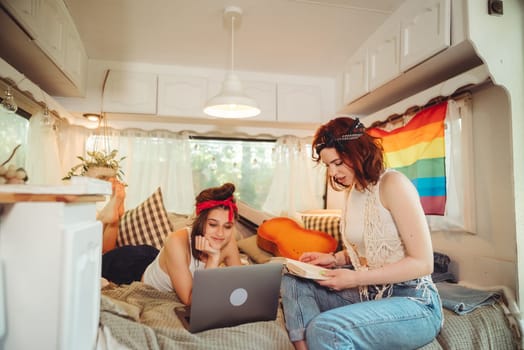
[301,214,342,250]
[117,187,173,250]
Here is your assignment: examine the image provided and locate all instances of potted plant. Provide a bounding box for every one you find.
[63,149,125,181]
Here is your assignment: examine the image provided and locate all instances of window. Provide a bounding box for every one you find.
[190,137,276,210]
[77,131,321,216]
[0,109,29,170]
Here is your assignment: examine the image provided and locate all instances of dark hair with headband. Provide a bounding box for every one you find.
[312,117,384,191]
[190,182,238,260]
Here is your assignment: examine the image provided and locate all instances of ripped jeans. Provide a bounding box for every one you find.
[281,274,443,350]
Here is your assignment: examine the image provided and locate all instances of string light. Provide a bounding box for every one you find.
[1,86,17,113]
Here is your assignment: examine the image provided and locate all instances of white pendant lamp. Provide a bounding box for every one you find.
[203,6,260,118]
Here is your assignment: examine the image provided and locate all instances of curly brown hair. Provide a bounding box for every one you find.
[190,182,238,260]
[312,117,385,191]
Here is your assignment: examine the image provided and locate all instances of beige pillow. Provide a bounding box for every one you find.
[300,210,342,250]
[167,212,192,232]
[237,235,273,264]
[117,187,173,250]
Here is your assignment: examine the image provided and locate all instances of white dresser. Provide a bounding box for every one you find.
[0,182,110,350]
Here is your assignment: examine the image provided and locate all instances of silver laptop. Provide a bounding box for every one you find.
[175,263,283,333]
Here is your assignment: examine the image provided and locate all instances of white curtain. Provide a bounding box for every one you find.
[262,136,326,218]
[33,120,328,217]
[25,111,62,185]
[115,129,194,214]
[58,124,195,214]
[427,97,476,233]
[57,123,93,180]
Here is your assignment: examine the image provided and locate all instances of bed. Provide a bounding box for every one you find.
[96,263,519,350]
[96,193,521,349]
[97,281,294,350]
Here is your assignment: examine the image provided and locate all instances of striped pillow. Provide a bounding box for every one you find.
[117,187,173,250]
[300,212,342,251]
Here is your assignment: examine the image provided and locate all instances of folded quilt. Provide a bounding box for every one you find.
[436,282,501,315]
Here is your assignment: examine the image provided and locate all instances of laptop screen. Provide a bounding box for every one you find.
[180,262,283,333]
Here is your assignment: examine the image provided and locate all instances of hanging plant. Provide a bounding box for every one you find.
[63,71,126,182]
[63,149,125,181]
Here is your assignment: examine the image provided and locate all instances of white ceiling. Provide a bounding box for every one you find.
[64,0,405,78]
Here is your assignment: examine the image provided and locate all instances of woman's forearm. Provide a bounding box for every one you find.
[354,256,433,287]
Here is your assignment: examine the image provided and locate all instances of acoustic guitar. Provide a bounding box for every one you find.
[257,217,338,260]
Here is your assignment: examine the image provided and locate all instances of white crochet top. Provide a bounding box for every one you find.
[340,171,406,300]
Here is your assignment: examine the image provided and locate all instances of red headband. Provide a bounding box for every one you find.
[195,196,238,222]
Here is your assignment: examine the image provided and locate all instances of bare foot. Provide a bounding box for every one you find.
[97,177,126,224]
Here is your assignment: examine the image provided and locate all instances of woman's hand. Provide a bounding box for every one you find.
[195,236,220,258]
[300,252,336,268]
[317,268,359,291]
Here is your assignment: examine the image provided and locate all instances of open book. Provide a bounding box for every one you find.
[270,257,330,280]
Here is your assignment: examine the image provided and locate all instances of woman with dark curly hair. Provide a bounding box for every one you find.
[142,183,241,304]
[281,117,443,349]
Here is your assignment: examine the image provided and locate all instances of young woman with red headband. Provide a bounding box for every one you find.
[142,183,242,304]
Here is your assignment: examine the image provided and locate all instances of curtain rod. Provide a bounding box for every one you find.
[368,89,472,129]
[189,135,276,142]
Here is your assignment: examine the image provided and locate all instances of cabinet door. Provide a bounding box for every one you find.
[63,20,87,94]
[36,0,66,68]
[343,45,368,104]
[104,70,158,114]
[60,219,102,350]
[0,203,61,349]
[1,0,40,38]
[400,0,451,72]
[0,201,102,350]
[277,83,322,123]
[158,74,208,117]
[368,20,401,91]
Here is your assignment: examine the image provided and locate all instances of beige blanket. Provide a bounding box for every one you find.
[99,282,518,350]
[99,282,294,350]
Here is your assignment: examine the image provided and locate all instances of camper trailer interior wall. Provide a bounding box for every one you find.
[0,0,522,348]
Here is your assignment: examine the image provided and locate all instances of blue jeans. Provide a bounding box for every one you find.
[281,274,443,350]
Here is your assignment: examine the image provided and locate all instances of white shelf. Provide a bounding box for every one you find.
[0,177,111,196]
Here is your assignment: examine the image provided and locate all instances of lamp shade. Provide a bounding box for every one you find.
[204,73,260,119]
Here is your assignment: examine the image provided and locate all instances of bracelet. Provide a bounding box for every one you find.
[330,252,337,266]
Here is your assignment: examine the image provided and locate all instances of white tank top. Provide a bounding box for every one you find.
[142,227,205,292]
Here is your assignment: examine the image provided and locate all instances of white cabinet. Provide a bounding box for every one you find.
[63,30,87,92]
[368,19,400,91]
[277,83,322,123]
[60,215,102,349]
[342,0,451,105]
[1,0,39,38]
[400,0,451,71]
[343,46,368,103]
[0,0,88,95]
[158,74,208,117]
[0,188,106,350]
[104,70,158,114]
[37,0,66,69]
[63,14,87,92]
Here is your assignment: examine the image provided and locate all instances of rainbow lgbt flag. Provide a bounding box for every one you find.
[368,101,447,215]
